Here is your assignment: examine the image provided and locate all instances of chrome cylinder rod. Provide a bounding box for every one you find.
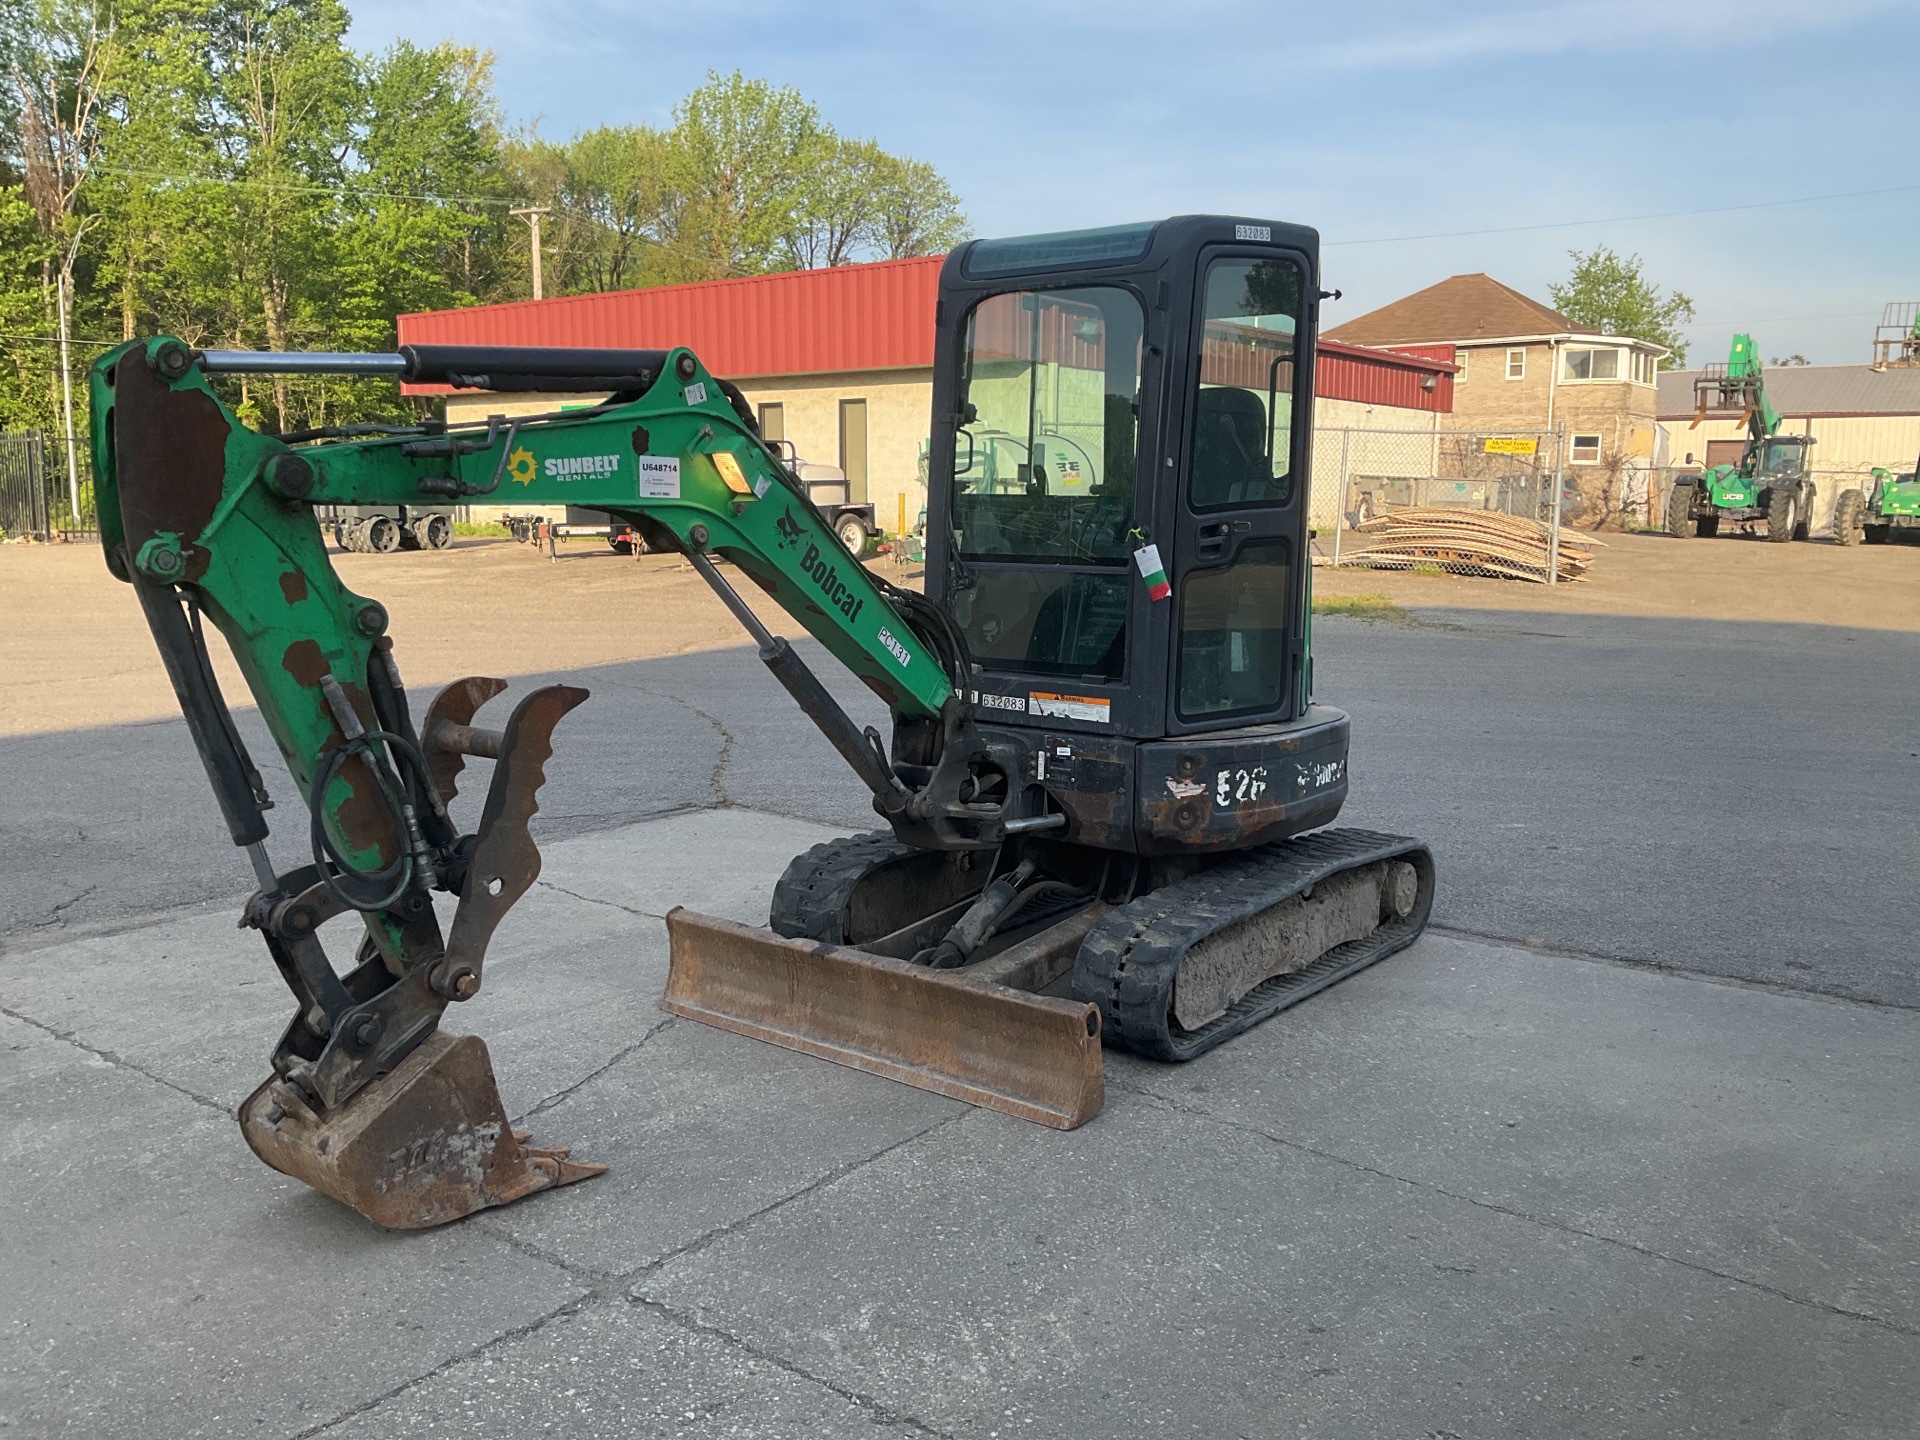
[199,351,409,376]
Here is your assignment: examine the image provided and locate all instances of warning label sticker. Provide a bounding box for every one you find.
[638,456,681,499]
[1029,692,1111,724]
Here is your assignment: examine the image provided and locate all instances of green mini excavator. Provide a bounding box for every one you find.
[93,215,1433,1229]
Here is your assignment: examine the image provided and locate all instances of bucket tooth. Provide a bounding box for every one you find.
[661,908,1104,1129]
[238,1030,605,1230]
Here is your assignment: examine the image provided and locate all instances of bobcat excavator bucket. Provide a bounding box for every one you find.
[661,908,1109,1129]
[229,678,607,1229]
[237,1031,605,1230]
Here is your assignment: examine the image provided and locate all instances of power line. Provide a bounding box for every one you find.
[0,331,122,347]
[1326,182,1920,246]
[93,165,520,209]
[1689,311,1881,326]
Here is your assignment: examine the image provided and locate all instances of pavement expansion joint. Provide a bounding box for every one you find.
[286,1292,597,1439]
[1428,923,1919,1013]
[512,1015,679,1125]
[468,1219,612,1287]
[623,1108,971,1289]
[287,1111,972,1440]
[1113,1080,1920,1339]
[0,891,252,956]
[0,999,229,1116]
[624,1292,959,1439]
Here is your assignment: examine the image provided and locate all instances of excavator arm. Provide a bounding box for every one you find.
[87,335,1005,1228]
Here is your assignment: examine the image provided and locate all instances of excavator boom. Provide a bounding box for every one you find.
[91,335,1012,1227]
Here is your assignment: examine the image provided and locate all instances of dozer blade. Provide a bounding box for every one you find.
[238,1031,606,1230]
[661,908,1105,1129]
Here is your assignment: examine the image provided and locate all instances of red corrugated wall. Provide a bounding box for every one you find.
[401,261,1453,413]
[399,256,945,391]
[1317,340,1454,412]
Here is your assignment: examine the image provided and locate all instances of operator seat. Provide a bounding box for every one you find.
[1192,386,1273,508]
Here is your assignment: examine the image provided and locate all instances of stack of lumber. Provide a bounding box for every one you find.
[1338,507,1597,584]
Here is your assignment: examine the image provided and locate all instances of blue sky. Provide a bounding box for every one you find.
[346,0,1920,365]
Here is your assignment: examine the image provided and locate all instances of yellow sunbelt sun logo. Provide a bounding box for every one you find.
[507,446,537,486]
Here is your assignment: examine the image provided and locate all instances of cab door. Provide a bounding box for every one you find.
[1166,247,1314,734]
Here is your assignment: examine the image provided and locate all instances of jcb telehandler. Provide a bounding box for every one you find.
[1670,333,1815,541]
[92,215,1433,1229]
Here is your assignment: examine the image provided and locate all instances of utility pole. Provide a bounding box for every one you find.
[510,206,550,301]
[55,226,88,524]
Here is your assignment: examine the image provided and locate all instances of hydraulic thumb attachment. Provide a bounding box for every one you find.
[88,335,1014,1228]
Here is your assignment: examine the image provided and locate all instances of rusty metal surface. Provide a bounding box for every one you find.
[422,676,508,807]
[238,1030,604,1230]
[965,904,1112,993]
[661,909,1105,1130]
[110,352,231,574]
[1134,707,1351,854]
[436,683,587,999]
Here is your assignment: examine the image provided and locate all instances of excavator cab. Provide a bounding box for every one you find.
[917,217,1346,854]
[690,220,1430,1116]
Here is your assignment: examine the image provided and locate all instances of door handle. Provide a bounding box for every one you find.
[1195,521,1230,560]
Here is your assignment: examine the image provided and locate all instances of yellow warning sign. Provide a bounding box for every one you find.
[1483,436,1538,456]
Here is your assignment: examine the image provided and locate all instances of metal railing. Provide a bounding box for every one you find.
[0,431,96,540]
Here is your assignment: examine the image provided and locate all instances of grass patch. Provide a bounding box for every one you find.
[454,521,509,538]
[1312,592,1409,624]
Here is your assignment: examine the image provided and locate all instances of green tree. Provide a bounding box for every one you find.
[506,123,679,295]
[338,42,508,331]
[0,183,60,432]
[669,70,825,280]
[781,135,884,269]
[866,152,968,260]
[1549,247,1695,366]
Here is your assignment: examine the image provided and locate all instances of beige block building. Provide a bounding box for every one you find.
[1327,273,1667,516]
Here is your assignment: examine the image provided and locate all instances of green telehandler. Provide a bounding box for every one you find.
[91,215,1434,1230]
[1668,333,1815,542]
[1832,453,1920,545]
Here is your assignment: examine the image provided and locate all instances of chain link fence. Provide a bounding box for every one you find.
[1310,426,1583,584]
[0,431,96,541]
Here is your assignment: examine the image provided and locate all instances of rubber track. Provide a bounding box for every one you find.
[768,830,920,943]
[1074,828,1435,1062]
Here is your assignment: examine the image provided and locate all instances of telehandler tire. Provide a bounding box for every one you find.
[1766,487,1797,543]
[1833,490,1865,546]
[1666,485,1695,538]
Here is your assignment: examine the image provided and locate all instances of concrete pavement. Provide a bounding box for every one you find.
[7,607,1916,1008]
[3,806,1914,1438]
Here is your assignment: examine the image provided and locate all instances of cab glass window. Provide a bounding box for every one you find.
[1176,541,1290,719]
[950,286,1142,565]
[1188,257,1302,512]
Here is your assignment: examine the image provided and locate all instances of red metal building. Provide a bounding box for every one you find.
[402,256,1453,530]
